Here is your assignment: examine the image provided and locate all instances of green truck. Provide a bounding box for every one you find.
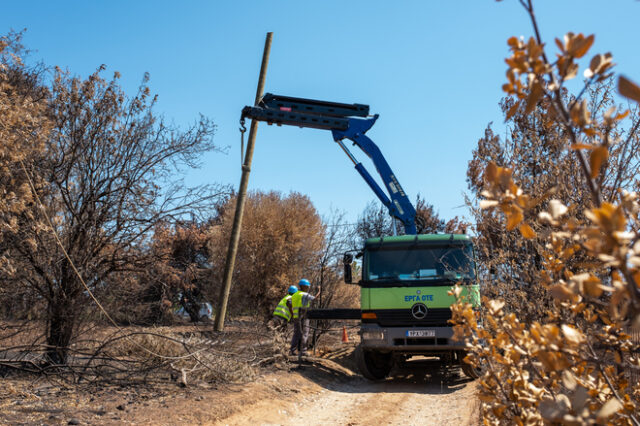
[239,93,481,379]
[343,234,481,380]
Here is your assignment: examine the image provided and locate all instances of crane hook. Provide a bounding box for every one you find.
[239,116,247,165]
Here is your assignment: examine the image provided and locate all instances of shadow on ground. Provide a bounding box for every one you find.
[291,344,474,395]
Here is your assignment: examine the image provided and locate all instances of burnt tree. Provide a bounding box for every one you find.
[5,67,223,363]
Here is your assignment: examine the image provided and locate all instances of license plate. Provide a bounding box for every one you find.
[406,330,435,337]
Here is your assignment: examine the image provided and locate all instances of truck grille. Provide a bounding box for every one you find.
[362,308,452,327]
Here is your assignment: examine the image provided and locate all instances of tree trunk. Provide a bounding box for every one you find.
[46,273,79,365]
[46,303,75,365]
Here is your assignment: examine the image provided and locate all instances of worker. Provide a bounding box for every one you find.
[270,285,298,331]
[290,278,315,357]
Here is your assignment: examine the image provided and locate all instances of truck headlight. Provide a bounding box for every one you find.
[362,330,385,341]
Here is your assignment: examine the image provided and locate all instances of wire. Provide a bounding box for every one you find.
[324,222,359,228]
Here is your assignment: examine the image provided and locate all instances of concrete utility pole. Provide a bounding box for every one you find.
[214,32,273,331]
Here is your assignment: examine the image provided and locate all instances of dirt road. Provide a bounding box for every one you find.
[1,345,478,425]
[218,356,479,426]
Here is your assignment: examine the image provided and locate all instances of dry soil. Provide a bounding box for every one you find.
[1,343,479,425]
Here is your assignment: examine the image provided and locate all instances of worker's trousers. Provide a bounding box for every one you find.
[290,317,309,354]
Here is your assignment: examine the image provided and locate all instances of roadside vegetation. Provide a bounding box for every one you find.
[454,1,640,424]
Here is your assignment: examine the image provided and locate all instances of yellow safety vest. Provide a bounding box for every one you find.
[273,295,292,322]
[291,291,311,319]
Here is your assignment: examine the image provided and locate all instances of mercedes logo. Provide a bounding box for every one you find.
[411,303,428,320]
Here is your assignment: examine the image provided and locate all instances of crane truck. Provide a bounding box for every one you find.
[241,94,481,380]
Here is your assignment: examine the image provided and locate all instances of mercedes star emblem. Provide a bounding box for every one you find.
[411,303,427,320]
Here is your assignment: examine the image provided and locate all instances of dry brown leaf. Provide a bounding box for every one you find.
[561,324,585,346]
[524,81,544,114]
[549,200,568,219]
[589,146,608,179]
[506,102,520,120]
[596,398,622,421]
[549,284,575,301]
[485,162,498,183]
[487,299,505,315]
[561,370,577,390]
[572,34,594,58]
[519,223,536,239]
[506,207,524,231]
[619,75,640,103]
[583,277,604,298]
[569,143,594,150]
[479,200,499,209]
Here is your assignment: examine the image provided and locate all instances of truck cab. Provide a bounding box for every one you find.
[349,234,480,380]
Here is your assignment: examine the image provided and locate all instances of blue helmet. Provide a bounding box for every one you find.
[288,285,298,295]
[298,278,311,288]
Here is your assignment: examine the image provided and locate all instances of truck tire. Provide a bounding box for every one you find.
[355,344,392,380]
[459,351,483,379]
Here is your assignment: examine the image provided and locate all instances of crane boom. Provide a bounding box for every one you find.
[241,93,418,234]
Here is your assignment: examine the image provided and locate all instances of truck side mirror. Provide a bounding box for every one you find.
[343,253,353,284]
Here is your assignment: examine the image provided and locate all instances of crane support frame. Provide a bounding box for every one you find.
[241,93,418,234]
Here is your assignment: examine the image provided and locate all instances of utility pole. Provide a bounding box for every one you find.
[214,32,273,331]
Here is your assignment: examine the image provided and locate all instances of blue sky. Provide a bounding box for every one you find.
[3,1,640,225]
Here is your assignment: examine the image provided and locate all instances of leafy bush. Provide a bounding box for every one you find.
[454,1,640,423]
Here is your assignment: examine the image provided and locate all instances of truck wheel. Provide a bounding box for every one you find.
[461,363,483,379]
[355,344,392,380]
[459,351,484,379]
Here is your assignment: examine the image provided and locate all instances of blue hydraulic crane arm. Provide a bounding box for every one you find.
[331,116,417,235]
[241,93,418,235]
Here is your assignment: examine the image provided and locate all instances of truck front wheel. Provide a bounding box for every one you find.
[458,351,484,379]
[355,344,392,380]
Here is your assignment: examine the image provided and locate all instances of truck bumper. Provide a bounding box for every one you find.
[359,324,466,353]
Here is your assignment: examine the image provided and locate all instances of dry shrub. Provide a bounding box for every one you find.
[208,191,324,318]
[0,31,51,321]
[312,210,360,310]
[102,327,262,384]
[466,80,640,325]
[355,197,466,243]
[454,1,640,424]
[0,31,50,223]
[325,282,360,309]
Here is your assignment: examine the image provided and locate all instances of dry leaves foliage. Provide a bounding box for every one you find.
[355,196,466,244]
[454,1,640,424]
[208,191,326,317]
[0,32,51,271]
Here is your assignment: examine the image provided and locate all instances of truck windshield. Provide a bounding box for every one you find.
[366,244,475,282]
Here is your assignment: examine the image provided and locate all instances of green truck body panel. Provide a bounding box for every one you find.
[361,285,479,310]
